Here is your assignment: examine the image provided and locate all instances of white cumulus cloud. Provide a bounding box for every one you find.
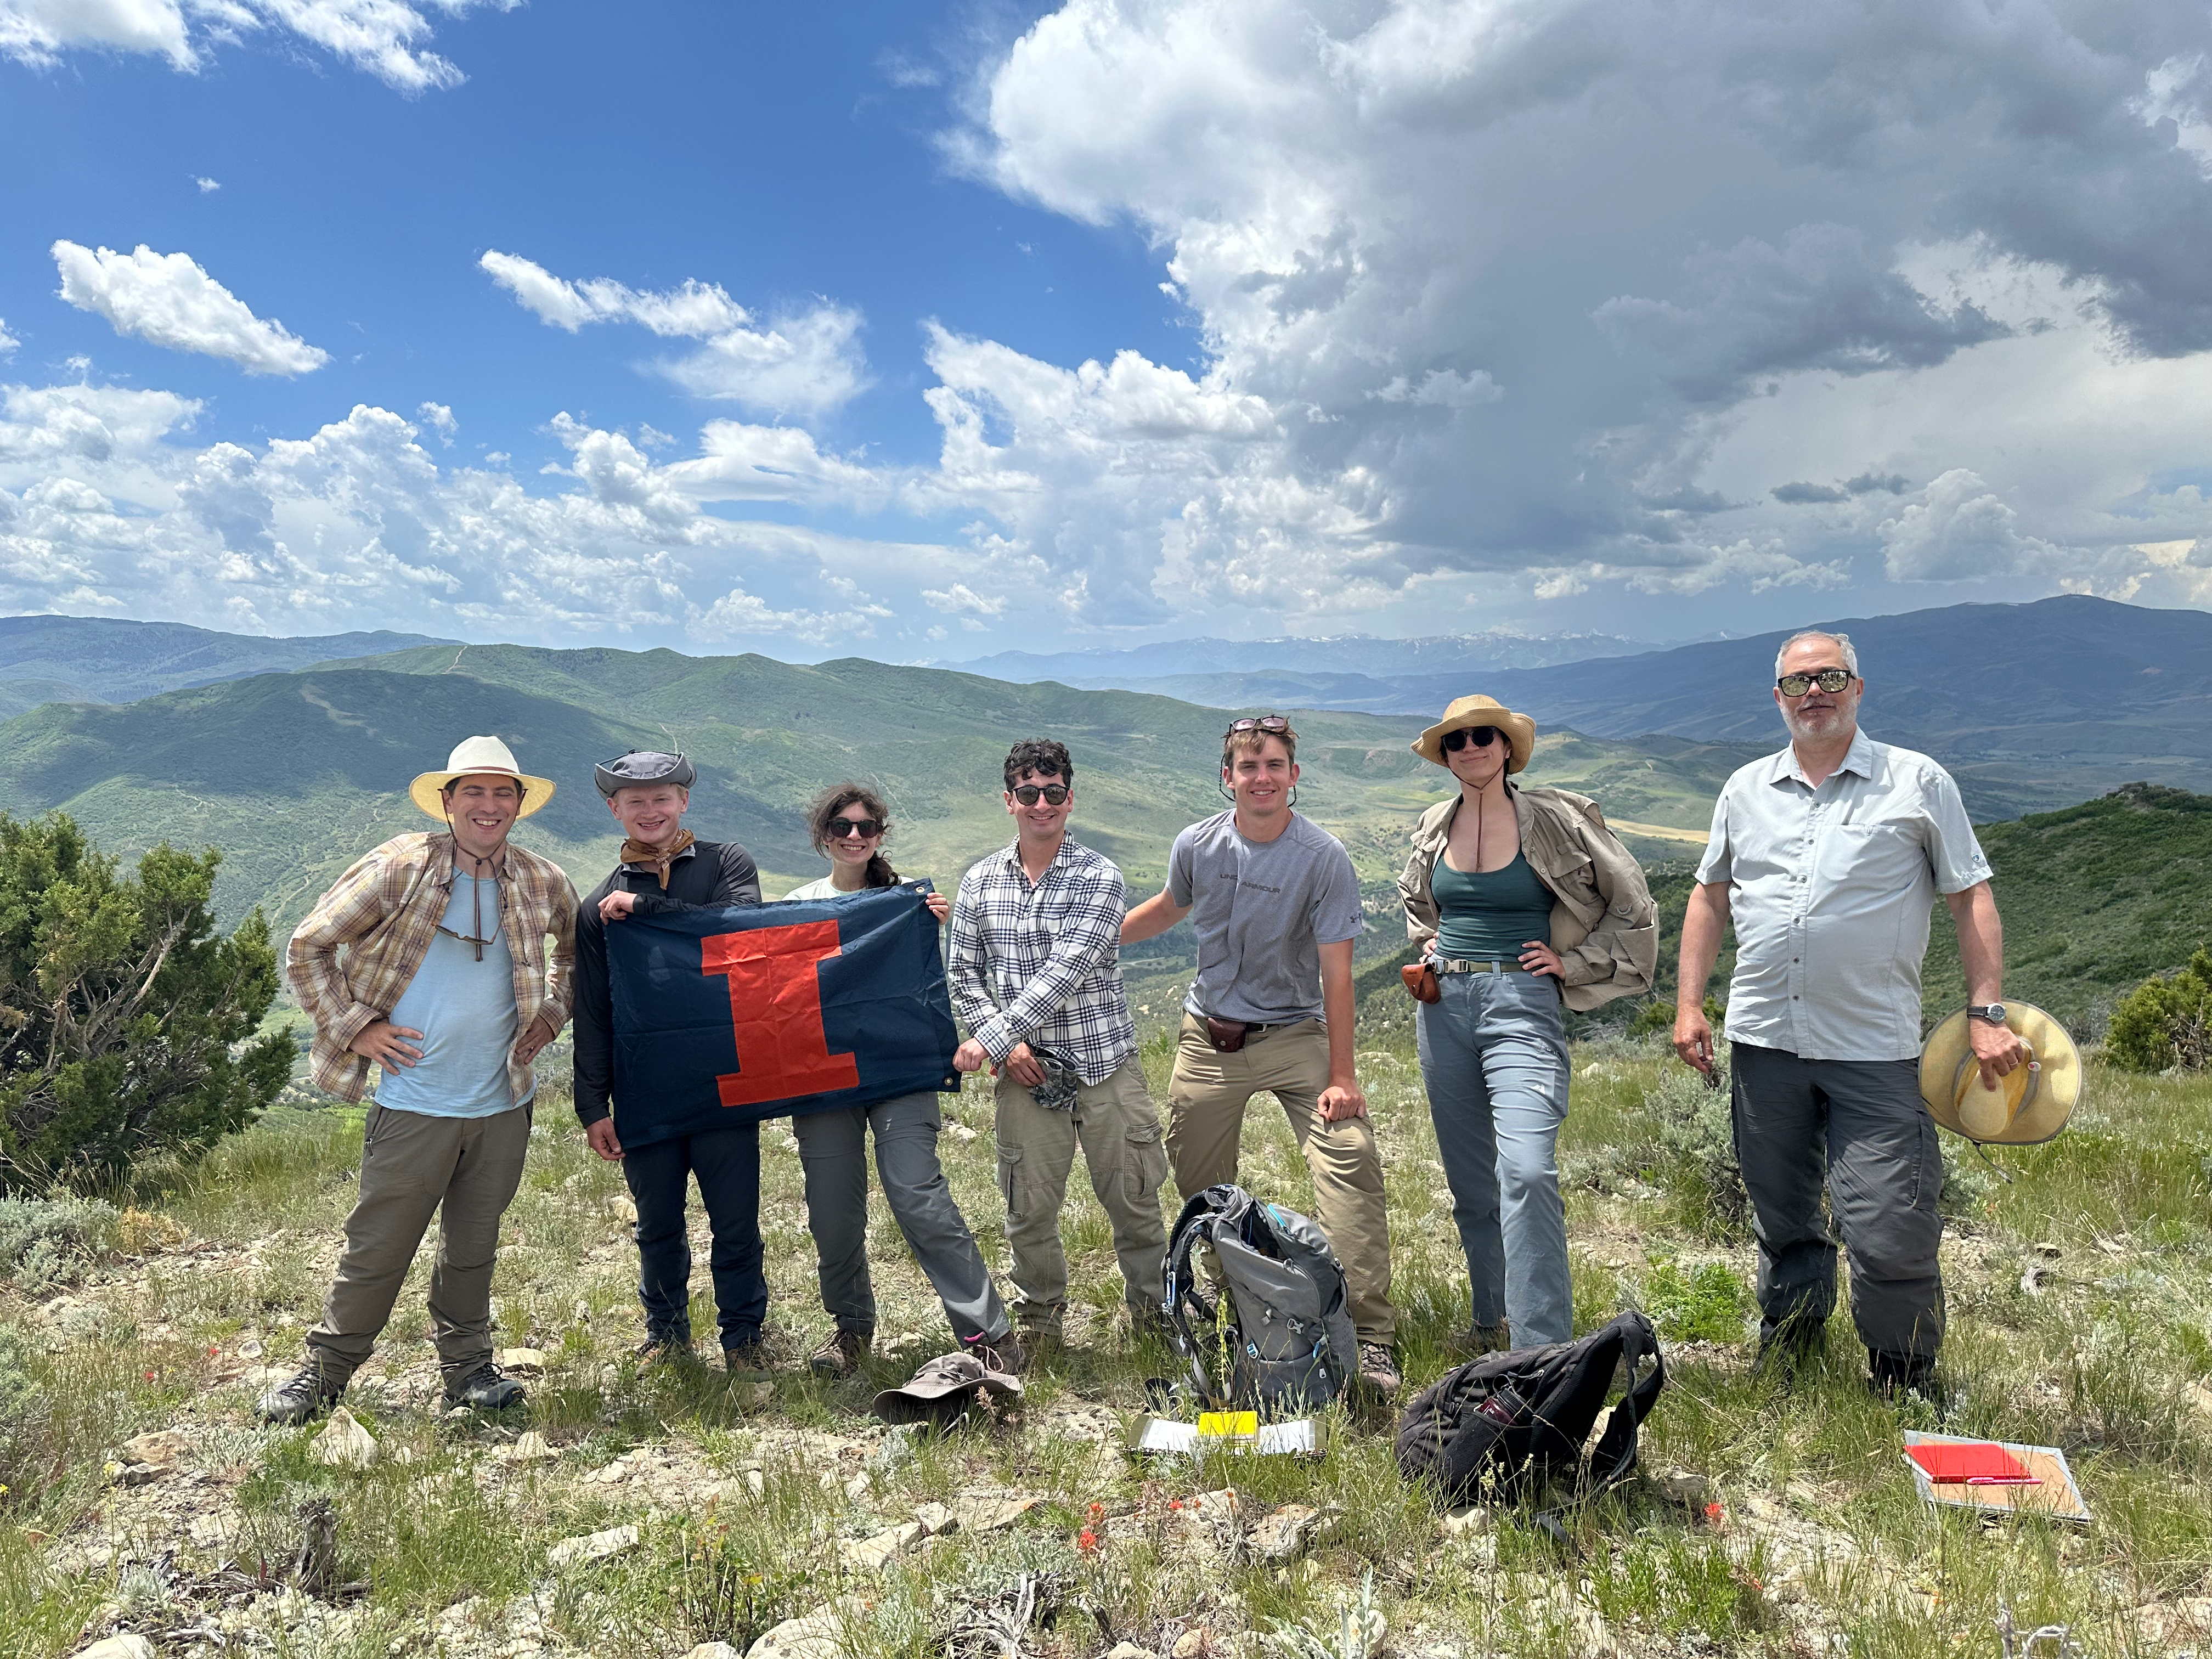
[480,251,869,421]
[52,242,328,376]
[0,0,520,91]
[0,318,16,357]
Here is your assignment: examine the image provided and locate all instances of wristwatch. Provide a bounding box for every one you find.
[1966,1003,2008,1025]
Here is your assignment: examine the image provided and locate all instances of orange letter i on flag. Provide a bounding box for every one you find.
[700,921,862,1107]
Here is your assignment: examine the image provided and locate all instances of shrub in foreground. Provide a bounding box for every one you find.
[2106,949,2212,1074]
[0,812,292,1192]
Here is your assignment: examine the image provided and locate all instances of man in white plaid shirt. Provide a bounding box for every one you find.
[951,738,1170,1354]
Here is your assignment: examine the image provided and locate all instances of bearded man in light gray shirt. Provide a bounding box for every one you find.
[1674,629,2029,1405]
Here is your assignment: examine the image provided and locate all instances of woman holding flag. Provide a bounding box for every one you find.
[777,784,1021,1379]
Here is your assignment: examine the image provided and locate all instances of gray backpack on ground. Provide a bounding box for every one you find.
[1162,1183,1359,1412]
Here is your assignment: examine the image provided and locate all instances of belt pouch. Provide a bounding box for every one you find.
[1401,963,1441,1005]
[1204,1017,1249,1053]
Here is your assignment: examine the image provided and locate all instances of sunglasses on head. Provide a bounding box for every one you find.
[826,816,884,839]
[1225,715,1291,737]
[1441,725,1500,752]
[1776,668,1854,697]
[1012,783,1070,806]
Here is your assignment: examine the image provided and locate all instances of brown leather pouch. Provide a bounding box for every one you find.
[1401,963,1441,1005]
[1203,1016,1249,1053]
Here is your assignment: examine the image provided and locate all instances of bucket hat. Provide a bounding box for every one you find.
[595,750,697,798]
[871,1351,1022,1429]
[1919,1000,2082,1146]
[408,736,556,822]
[1412,694,1537,774]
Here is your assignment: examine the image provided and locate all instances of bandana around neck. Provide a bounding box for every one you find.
[620,828,696,890]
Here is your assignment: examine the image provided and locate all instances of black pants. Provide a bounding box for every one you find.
[623,1123,768,1345]
[1730,1043,1945,1361]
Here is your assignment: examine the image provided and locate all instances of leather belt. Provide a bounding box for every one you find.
[1434,957,1529,974]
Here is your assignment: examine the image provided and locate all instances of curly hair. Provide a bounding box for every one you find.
[1002,738,1073,790]
[805,782,900,888]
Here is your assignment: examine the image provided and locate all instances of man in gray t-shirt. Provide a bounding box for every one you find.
[1124,716,1400,1396]
[1167,810,1365,1025]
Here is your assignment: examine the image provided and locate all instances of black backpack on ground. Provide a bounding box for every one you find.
[1395,1311,1666,1535]
[1163,1184,1360,1412]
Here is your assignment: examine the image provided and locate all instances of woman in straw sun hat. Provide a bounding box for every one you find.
[1398,695,1657,1352]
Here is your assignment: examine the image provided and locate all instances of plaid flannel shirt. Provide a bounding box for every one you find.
[949,835,1136,1086]
[287,831,578,1104]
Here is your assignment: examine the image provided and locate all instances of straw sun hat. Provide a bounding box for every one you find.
[408,735,556,822]
[1918,1000,2082,1146]
[1411,694,1537,774]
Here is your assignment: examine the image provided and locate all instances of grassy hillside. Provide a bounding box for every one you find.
[0,616,450,705]
[1922,782,2212,1034]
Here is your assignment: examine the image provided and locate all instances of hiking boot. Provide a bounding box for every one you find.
[1452,1320,1512,1358]
[1753,1321,1827,1387]
[1868,1350,1948,1410]
[445,1363,526,1412]
[634,1335,694,1367]
[1014,1311,1064,1358]
[722,1327,771,1374]
[257,1361,346,1426]
[1357,1341,1402,1398]
[970,1333,1028,1376]
[1127,1300,1174,1345]
[808,1327,872,1379]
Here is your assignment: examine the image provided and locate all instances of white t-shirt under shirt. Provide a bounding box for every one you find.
[1167,811,1365,1025]
[780,874,845,901]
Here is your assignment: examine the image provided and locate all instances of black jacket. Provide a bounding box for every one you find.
[572,840,760,1126]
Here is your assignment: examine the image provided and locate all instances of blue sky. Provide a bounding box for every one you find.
[4,0,2212,660]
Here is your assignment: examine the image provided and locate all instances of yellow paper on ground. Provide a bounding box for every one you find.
[1198,1411,1259,1438]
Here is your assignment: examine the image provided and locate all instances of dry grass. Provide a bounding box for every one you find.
[1,1027,2208,1658]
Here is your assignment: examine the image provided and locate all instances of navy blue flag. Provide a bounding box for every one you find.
[606,883,960,1148]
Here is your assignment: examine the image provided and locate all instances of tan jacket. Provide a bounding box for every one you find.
[1396,785,1657,1012]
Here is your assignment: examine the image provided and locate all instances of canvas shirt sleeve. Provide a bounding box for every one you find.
[287,836,442,1102]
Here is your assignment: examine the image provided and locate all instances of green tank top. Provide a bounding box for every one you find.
[1431,850,1555,962]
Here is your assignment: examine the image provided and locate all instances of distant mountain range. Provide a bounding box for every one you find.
[0,615,453,715]
[0,634,1745,943]
[952,628,1662,684]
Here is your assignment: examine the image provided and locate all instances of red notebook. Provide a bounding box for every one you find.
[1906,1442,2039,1486]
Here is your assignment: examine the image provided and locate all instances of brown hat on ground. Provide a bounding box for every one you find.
[870,1351,1023,1429]
[1411,695,1537,774]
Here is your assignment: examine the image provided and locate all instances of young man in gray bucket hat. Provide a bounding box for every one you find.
[571,752,772,1370]
[266,736,577,1425]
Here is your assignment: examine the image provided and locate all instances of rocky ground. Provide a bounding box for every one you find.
[4,1035,2211,1659]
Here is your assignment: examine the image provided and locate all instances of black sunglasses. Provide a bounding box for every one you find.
[1011,783,1070,805]
[826,816,884,838]
[1776,668,1854,697]
[1442,725,1500,752]
[1226,715,1291,737]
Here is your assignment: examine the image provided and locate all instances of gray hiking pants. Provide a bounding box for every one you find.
[791,1090,1010,1346]
[306,1101,530,1388]
[1730,1042,1945,1361]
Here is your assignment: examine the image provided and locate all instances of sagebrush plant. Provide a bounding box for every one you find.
[2106,948,2212,1074]
[0,812,293,1192]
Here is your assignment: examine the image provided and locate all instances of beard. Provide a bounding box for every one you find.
[1781,692,1859,743]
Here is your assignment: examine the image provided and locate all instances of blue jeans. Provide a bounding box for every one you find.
[1417,969,1573,1345]
[623,1123,768,1346]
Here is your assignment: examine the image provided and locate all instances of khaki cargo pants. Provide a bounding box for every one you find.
[1165,1014,1396,1345]
[304,1101,531,1388]
[992,1058,1169,1332]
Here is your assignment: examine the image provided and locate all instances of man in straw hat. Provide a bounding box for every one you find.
[262,736,578,1424]
[572,751,774,1372]
[1674,631,2028,1403]
[1122,714,1402,1397]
